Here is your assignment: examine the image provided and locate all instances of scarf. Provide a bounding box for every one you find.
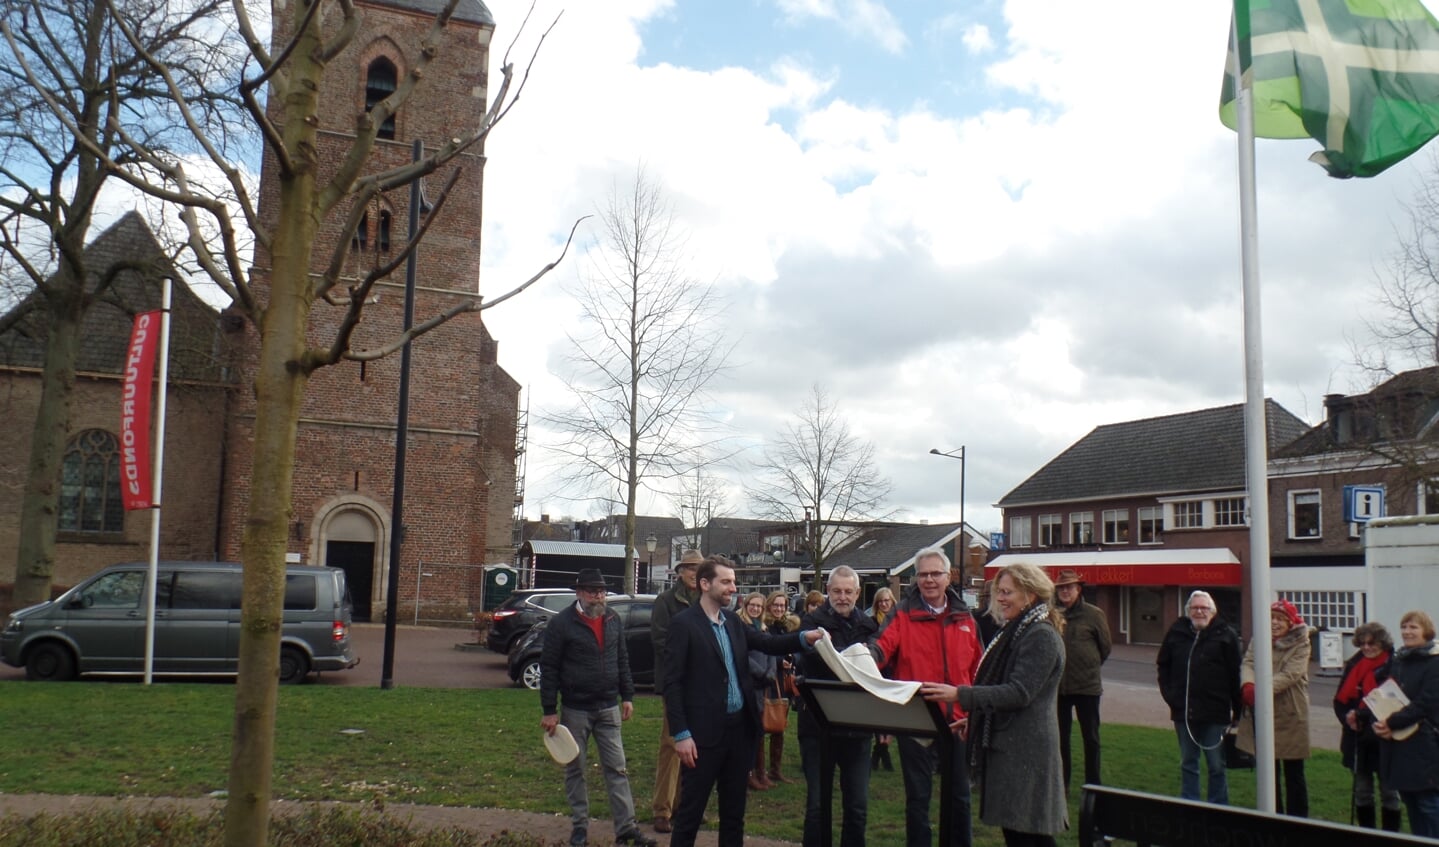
[967,602,1050,770]
[1337,651,1390,706]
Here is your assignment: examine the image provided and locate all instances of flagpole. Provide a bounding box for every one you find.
[1231,5,1277,813]
[142,277,173,686]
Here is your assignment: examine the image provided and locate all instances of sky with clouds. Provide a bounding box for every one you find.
[465,0,1439,535]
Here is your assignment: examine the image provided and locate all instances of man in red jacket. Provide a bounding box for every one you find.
[873,547,982,847]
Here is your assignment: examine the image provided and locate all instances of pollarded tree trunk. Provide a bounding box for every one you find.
[13,289,85,606]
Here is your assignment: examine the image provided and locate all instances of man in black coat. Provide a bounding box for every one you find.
[1155,589,1242,805]
[799,565,879,847]
[665,556,822,847]
[540,569,656,847]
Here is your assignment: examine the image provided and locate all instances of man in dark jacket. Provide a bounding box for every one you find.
[540,569,656,847]
[1055,569,1111,791]
[665,556,821,847]
[799,565,879,847]
[647,548,703,833]
[1155,589,1242,805]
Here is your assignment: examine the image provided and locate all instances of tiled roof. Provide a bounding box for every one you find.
[360,0,494,26]
[0,212,228,383]
[1276,367,1439,457]
[826,521,969,574]
[998,399,1310,507]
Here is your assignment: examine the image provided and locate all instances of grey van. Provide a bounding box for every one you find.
[0,561,358,684]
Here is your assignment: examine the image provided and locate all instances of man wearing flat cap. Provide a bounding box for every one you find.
[540,569,656,847]
[1054,568,1111,792]
[648,548,704,833]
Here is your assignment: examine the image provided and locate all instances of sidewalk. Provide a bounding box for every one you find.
[0,793,798,847]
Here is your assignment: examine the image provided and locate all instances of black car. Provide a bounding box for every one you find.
[507,595,656,690]
[486,589,576,654]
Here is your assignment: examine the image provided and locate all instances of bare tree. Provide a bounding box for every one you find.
[670,467,732,553]
[750,385,894,590]
[1355,153,1439,377]
[543,167,735,591]
[0,0,240,607]
[9,1,577,844]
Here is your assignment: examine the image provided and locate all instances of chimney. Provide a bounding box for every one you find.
[1324,393,1352,443]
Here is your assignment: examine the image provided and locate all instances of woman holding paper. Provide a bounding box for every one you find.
[1334,622,1401,831]
[920,562,1066,847]
[1375,609,1439,837]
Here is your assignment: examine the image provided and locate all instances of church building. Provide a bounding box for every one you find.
[0,0,519,624]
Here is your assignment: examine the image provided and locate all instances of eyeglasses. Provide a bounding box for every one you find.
[1189,606,1215,614]
[916,571,947,581]
[578,588,608,597]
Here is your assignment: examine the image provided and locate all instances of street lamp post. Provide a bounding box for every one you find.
[645,532,657,594]
[929,446,966,588]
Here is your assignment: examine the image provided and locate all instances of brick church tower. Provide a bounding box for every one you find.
[220,0,518,622]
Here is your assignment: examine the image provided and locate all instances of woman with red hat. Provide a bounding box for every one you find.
[1236,598,1313,817]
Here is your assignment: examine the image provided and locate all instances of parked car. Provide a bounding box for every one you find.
[507,594,656,690]
[485,588,576,654]
[0,561,357,684]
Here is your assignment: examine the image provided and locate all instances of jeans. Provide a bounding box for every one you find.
[1173,720,1227,804]
[1402,789,1439,838]
[561,705,639,836]
[1057,694,1102,790]
[799,732,872,847]
[897,734,972,847]
[671,712,753,847]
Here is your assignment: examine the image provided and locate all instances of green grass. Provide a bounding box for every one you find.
[0,682,1367,845]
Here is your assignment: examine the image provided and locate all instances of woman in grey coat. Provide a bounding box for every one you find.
[922,562,1068,847]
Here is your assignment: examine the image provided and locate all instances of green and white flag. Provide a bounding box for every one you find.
[1220,0,1439,178]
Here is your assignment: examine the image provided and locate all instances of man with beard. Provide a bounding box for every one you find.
[540,569,657,847]
[799,565,879,847]
[666,556,823,847]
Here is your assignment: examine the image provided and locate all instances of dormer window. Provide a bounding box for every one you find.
[365,58,397,139]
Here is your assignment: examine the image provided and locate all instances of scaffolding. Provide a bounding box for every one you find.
[512,390,528,555]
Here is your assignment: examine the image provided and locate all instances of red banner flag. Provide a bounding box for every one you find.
[120,311,161,510]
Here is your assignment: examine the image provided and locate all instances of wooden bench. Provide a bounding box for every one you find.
[1079,785,1432,847]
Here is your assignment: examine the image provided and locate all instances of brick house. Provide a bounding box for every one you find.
[1268,367,1439,633]
[1,0,521,624]
[991,400,1310,643]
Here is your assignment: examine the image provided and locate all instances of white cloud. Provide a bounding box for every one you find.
[476,0,1428,532]
[774,0,909,54]
[962,24,995,54]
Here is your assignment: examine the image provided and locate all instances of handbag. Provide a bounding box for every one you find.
[763,680,790,733]
[1222,727,1255,769]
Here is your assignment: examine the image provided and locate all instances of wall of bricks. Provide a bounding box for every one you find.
[0,370,230,591]
[220,0,520,623]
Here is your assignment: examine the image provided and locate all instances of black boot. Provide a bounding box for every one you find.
[1355,804,1376,829]
[1383,807,1403,832]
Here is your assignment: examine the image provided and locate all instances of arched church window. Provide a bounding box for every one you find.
[60,429,123,533]
[365,57,397,140]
